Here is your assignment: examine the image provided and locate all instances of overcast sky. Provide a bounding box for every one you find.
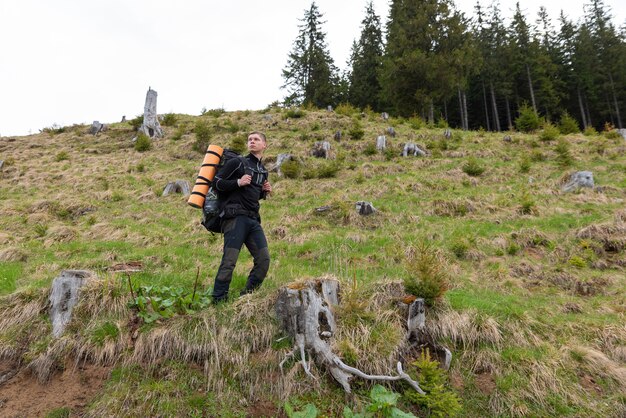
[1,0,624,136]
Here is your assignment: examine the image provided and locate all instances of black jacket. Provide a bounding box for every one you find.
[214,153,268,217]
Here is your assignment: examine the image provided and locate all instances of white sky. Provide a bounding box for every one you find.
[1,0,624,136]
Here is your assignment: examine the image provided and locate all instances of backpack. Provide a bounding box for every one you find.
[200,149,247,233]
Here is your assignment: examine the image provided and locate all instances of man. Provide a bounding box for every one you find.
[211,131,272,303]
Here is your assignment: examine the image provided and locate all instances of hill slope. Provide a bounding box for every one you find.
[0,108,625,417]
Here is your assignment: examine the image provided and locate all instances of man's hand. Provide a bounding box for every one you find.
[238,174,252,187]
[262,180,272,195]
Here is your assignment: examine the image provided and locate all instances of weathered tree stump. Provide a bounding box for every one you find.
[273,153,292,176]
[405,298,452,370]
[162,180,191,196]
[443,128,452,139]
[334,130,342,141]
[403,142,427,157]
[617,129,626,141]
[121,115,126,123]
[0,160,4,171]
[311,141,331,159]
[49,270,95,337]
[381,112,389,121]
[356,201,376,215]
[89,121,107,135]
[562,171,594,192]
[138,88,163,139]
[386,127,396,138]
[276,280,424,394]
[327,105,333,112]
[376,135,386,151]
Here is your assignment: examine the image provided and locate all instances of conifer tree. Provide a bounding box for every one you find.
[348,1,384,110]
[282,2,338,108]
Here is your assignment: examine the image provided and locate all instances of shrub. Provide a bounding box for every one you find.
[134,133,151,152]
[363,143,377,156]
[229,136,247,154]
[205,108,225,117]
[462,157,485,177]
[558,112,579,134]
[128,115,143,130]
[193,121,211,153]
[404,243,450,305]
[530,150,546,162]
[348,121,365,140]
[555,138,573,167]
[317,161,340,178]
[519,156,531,173]
[515,104,541,133]
[450,239,469,259]
[55,151,69,162]
[583,126,597,136]
[404,350,462,418]
[519,191,537,215]
[284,108,305,119]
[604,130,621,140]
[384,147,397,161]
[161,113,177,127]
[171,125,185,141]
[281,159,301,179]
[539,123,560,141]
[408,116,425,130]
[335,102,358,117]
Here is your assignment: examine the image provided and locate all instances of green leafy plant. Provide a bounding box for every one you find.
[343,385,416,417]
[127,285,211,324]
[404,350,462,418]
[285,402,318,418]
[555,138,573,167]
[134,133,151,152]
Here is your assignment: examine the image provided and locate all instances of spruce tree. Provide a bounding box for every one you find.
[348,1,384,110]
[281,2,338,108]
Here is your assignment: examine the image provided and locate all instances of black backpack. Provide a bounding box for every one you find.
[200,149,247,233]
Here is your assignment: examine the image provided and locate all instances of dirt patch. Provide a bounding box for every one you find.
[247,400,286,418]
[0,361,111,417]
[474,372,496,395]
[579,373,603,395]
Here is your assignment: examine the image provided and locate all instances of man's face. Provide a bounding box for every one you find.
[247,134,267,154]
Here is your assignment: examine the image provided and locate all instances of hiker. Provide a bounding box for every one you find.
[211,131,272,303]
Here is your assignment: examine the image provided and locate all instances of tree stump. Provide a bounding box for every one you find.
[356,201,376,215]
[386,127,396,138]
[333,130,342,141]
[49,270,95,337]
[162,180,191,196]
[276,279,424,394]
[138,88,163,139]
[311,141,330,159]
[89,121,107,135]
[443,128,452,139]
[403,142,427,157]
[405,298,452,370]
[562,171,594,193]
[376,135,386,151]
[273,153,292,176]
[381,112,389,121]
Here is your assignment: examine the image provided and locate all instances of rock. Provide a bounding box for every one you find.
[386,127,396,138]
[49,270,95,337]
[162,180,191,196]
[89,121,107,135]
[562,171,594,192]
[403,142,427,157]
[376,135,386,151]
[356,201,376,215]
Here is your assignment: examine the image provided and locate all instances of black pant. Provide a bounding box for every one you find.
[212,215,270,302]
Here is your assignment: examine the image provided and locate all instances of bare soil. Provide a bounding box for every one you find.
[0,360,110,417]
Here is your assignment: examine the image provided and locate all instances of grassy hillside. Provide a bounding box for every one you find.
[0,107,625,417]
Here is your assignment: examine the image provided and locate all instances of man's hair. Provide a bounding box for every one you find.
[248,131,267,142]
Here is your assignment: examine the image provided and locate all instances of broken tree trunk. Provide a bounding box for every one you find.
[275,279,424,394]
[139,88,163,139]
